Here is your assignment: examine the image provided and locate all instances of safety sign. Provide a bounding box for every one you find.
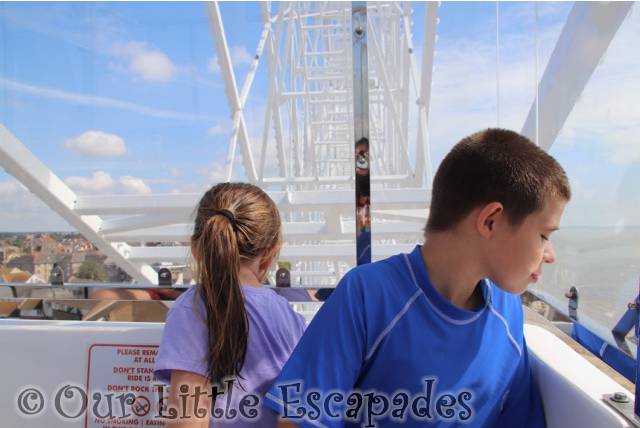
[85,344,168,428]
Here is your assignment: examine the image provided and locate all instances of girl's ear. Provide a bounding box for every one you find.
[190,238,198,260]
[258,245,281,272]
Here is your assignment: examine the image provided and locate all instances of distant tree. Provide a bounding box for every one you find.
[77,261,108,282]
[278,261,292,270]
[50,233,63,243]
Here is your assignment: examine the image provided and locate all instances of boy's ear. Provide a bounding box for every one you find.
[476,202,504,239]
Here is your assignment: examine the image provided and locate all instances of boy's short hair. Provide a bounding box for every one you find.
[425,128,571,235]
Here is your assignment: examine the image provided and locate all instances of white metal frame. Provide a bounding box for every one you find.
[520,2,633,150]
[0,1,632,286]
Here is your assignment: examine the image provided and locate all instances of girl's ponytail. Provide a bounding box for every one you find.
[196,213,247,382]
[191,183,281,383]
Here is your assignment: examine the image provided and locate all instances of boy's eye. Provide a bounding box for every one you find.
[541,235,549,241]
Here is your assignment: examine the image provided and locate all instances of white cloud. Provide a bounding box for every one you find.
[207,56,220,74]
[208,125,226,136]
[0,181,38,209]
[169,167,182,178]
[64,171,151,195]
[230,45,253,67]
[425,4,576,165]
[63,130,127,157]
[417,1,640,231]
[0,77,209,121]
[112,41,176,83]
[206,46,252,73]
[206,161,229,183]
[0,180,73,232]
[551,11,640,165]
[426,1,640,169]
[130,50,176,82]
[197,157,243,184]
[119,176,153,194]
[65,171,115,192]
[170,183,209,194]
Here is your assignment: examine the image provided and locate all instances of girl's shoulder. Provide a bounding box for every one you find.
[168,285,202,314]
[243,286,307,329]
[242,285,298,308]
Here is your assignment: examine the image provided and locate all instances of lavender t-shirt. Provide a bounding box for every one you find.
[154,285,306,427]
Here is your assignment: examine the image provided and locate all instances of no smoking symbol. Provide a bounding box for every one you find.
[157,397,169,417]
[132,395,151,417]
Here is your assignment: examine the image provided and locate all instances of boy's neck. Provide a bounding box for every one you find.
[421,233,484,311]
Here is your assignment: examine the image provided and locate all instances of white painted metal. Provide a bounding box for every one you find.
[8,1,628,286]
[205,1,258,182]
[243,1,432,188]
[0,2,493,284]
[525,324,633,427]
[102,220,422,243]
[127,243,417,264]
[0,125,157,284]
[521,1,633,151]
[99,214,186,235]
[73,188,429,215]
[0,319,633,427]
[415,1,438,188]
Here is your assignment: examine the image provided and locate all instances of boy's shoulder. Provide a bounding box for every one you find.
[331,248,421,315]
[341,249,415,289]
[484,279,525,341]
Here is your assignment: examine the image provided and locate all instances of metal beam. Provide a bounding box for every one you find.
[368,11,411,174]
[74,194,199,215]
[259,1,288,182]
[73,188,430,215]
[415,1,438,187]
[205,1,258,182]
[353,1,372,266]
[127,243,417,264]
[521,2,633,150]
[0,125,157,284]
[103,220,423,243]
[99,214,185,235]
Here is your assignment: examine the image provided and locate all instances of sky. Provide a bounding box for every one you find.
[0,1,639,232]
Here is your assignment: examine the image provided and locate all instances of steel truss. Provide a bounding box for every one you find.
[0,2,631,286]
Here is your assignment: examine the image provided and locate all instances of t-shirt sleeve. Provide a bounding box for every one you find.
[153,306,209,384]
[273,287,313,302]
[494,337,546,428]
[263,270,367,428]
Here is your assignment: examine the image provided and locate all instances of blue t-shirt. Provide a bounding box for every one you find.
[264,245,545,427]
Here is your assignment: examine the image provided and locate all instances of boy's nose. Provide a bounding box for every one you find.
[543,241,556,264]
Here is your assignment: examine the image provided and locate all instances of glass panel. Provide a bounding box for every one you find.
[2,2,637,336]
[529,5,640,348]
[429,1,501,164]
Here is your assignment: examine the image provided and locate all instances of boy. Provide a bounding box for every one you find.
[264,129,570,427]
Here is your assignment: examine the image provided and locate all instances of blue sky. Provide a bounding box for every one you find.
[1,1,638,231]
[1,2,243,191]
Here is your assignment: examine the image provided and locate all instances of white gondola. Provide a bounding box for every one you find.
[1,2,638,427]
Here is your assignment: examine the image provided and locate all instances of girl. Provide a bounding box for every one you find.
[154,183,306,427]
